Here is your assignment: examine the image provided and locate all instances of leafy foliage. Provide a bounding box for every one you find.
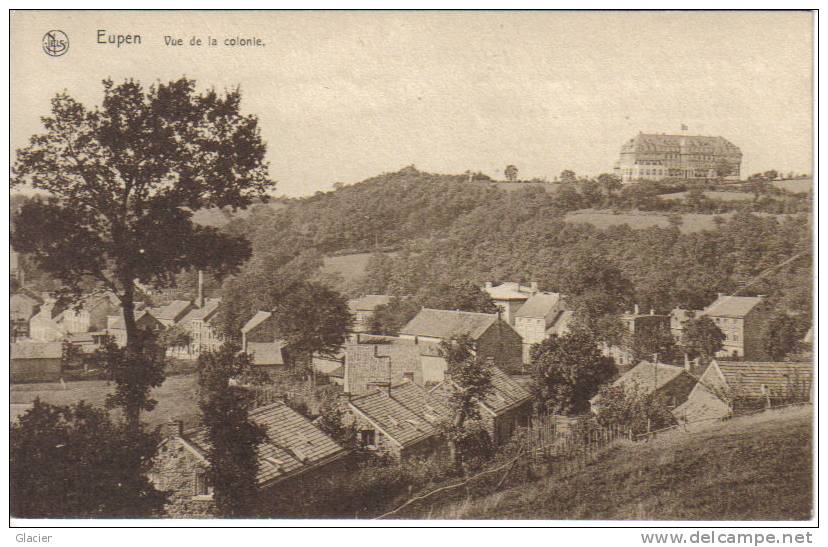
[11,399,167,518]
[762,312,807,361]
[197,343,267,517]
[593,383,677,436]
[530,330,617,415]
[681,316,726,364]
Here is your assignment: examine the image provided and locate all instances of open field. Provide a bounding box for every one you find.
[564,210,724,233]
[406,406,812,520]
[773,178,812,194]
[659,190,753,202]
[11,374,200,428]
[321,252,375,284]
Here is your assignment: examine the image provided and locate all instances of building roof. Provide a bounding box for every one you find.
[348,294,392,313]
[484,282,536,301]
[247,341,286,366]
[612,361,689,394]
[344,340,441,394]
[108,309,160,330]
[431,365,532,416]
[183,401,346,487]
[178,298,222,325]
[621,134,742,156]
[399,308,500,340]
[242,311,272,334]
[714,360,813,399]
[152,299,193,322]
[11,341,63,360]
[702,295,763,318]
[348,382,447,448]
[515,292,562,319]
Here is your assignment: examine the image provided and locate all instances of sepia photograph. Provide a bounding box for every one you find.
[7,8,816,530]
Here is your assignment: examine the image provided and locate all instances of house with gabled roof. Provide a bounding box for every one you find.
[672,360,812,423]
[342,337,447,395]
[150,401,348,517]
[700,294,770,359]
[105,309,164,347]
[11,288,43,341]
[430,365,533,445]
[241,310,289,372]
[346,381,450,461]
[170,298,224,359]
[61,292,121,334]
[151,299,196,328]
[29,299,67,342]
[590,360,697,413]
[11,341,63,383]
[399,308,524,373]
[513,292,571,364]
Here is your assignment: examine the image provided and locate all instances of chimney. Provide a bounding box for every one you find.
[650,309,655,316]
[414,335,419,345]
[164,420,184,438]
[378,355,392,396]
[634,304,640,315]
[197,270,205,308]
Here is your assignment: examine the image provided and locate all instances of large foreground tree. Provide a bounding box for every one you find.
[12,78,272,431]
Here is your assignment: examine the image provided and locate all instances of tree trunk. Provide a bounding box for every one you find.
[448,409,466,476]
[120,274,141,433]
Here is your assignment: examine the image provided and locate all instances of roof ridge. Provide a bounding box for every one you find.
[420,307,497,317]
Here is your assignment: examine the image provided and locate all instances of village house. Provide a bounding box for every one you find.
[241,311,290,373]
[700,294,769,359]
[430,364,533,446]
[150,401,348,517]
[672,360,813,424]
[29,298,67,342]
[61,292,121,334]
[11,341,63,383]
[168,298,224,359]
[342,337,446,395]
[603,305,671,370]
[347,294,392,333]
[512,292,571,364]
[590,360,698,413]
[11,288,43,341]
[106,309,164,347]
[483,281,539,326]
[151,299,195,328]
[399,308,524,373]
[346,380,450,461]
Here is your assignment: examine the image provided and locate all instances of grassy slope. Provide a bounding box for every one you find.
[414,407,813,521]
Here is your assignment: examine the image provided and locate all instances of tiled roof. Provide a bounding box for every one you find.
[621,134,741,155]
[178,298,222,325]
[431,365,532,416]
[11,341,63,359]
[515,293,562,319]
[185,401,346,487]
[715,360,813,399]
[348,295,392,313]
[613,361,688,394]
[703,295,763,318]
[108,309,160,330]
[344,340,440,394]
[400,308,499,340]
[484,282,536,301]
[153,300,193,322]
[247,341,286,366]
[348,382,447,447]
[242,311,272,334]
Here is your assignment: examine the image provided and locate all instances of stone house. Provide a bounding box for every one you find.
[483,281,538,326]
[11,341,63,383]
[672,360,812,423]
[150,401,348,517]
[700,294,770,359]
[347,294,392,333]
[430,365,533,446]
[589,360,698,413]
[342,336,446,395]
[346,381,450,461]
[399,308,524,373]
[513,292,571,365]
[166,298,225,359]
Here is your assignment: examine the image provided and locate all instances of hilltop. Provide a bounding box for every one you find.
[403,406,813,520]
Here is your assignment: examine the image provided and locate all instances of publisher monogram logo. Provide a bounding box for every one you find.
[42,30,69,57]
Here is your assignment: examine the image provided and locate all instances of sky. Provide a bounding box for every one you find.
[11,11,814,197]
